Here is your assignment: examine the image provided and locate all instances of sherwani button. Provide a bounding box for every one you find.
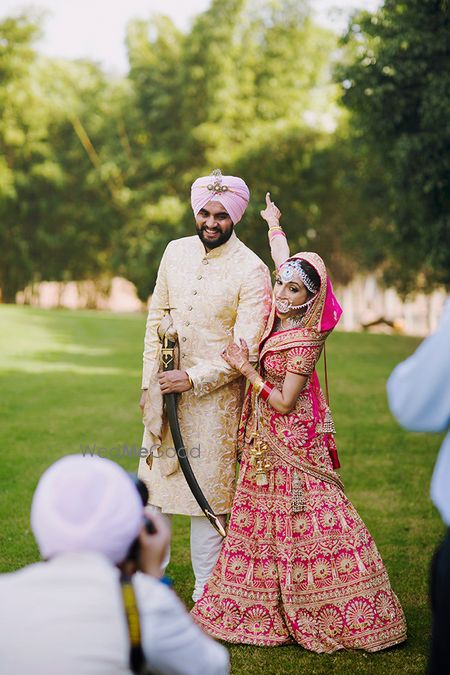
[193,290,198,295]
[197,275,203,280]
[202,259,208,265]
[188,306,193,311]
[182,337,187,342]
[185,321,190,326]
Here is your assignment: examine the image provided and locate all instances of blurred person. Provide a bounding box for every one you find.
[387,298,450,675]
[191,194,407,652]
[0,455,229,675]
[138,169,272,601]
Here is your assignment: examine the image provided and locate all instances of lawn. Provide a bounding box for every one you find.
[0,305,443,674]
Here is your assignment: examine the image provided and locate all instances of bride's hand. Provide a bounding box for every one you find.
[221,339,250,373]
[260,192,282,228]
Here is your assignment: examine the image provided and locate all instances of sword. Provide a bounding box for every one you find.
[158,316,226,538]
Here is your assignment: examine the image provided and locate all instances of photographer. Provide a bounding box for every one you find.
[0,455,230,675]
[387,298,450,674]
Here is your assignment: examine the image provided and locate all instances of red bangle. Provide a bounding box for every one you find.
[259,381,274,401]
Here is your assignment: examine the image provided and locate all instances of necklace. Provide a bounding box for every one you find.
[278,314,305,331]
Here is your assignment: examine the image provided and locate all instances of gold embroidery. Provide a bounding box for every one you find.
[248,432,272,486]
[138,234,272,515]
[292,471,307,512]
[258,423,345,492]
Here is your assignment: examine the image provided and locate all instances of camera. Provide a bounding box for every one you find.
[126,475,156,564]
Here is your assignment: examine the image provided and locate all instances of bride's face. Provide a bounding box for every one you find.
[274,272,309,319]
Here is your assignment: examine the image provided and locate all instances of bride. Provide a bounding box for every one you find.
[191,194,407,652]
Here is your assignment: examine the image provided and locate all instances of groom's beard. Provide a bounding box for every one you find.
[196,224,234,249]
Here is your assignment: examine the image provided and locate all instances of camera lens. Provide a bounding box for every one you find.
[144,517,156,535]
[128,474,149,506]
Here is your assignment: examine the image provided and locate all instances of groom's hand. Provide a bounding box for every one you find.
[158,370,192,394]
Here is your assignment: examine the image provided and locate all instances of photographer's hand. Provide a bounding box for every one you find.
[138,510,170,578]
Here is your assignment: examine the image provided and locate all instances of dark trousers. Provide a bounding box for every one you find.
[429,528,450,674]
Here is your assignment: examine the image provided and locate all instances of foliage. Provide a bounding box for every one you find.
[0,15,122,301]
[119,0,348,293]
[1,3,347,301]
[1,1,448,301]
[337,0,450,293]
[0,14,42,301]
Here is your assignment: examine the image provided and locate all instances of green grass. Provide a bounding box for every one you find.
[0,306,444,674]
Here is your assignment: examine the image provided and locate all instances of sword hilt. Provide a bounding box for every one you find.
[161,334,176,370]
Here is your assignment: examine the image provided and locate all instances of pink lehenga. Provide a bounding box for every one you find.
[191,252,407,652]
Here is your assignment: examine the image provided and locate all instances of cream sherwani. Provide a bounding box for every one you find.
[138,231,272,516]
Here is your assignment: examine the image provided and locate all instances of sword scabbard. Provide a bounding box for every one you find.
[204,510,227,538]
[158,322,226,538]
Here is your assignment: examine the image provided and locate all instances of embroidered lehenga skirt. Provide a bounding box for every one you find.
[191,332,407,652]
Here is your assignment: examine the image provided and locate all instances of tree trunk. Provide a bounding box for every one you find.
[0,280,19,303]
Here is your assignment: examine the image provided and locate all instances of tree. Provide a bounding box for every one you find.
[337,0,450,292]
[0,14,124,302]
[2,2,376,303]
[0,14,41,301]
[119,0,342,297]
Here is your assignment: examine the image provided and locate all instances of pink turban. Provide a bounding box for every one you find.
[31,455,143,564]
[191,170,250,225]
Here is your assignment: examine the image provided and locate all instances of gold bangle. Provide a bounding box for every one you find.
[268,225,283,232]
[252,376,265,395]
[187,373,194,389]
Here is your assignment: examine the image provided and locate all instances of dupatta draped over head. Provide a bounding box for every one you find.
[251,251,343,473]
[192,252,407,653]
[260,251,342,352]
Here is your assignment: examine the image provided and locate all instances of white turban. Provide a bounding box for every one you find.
[31,455,144,564]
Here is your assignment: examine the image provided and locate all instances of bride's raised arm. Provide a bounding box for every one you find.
[260,192,290,270]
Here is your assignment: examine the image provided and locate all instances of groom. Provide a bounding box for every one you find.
[138,170,272,600]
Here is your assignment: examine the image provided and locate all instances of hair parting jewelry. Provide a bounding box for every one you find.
[279,259,319,293]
